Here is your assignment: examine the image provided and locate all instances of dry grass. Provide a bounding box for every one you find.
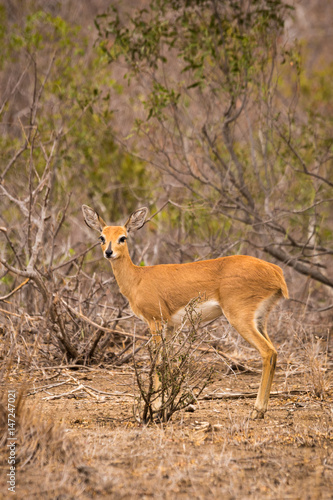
[0,280,332,499]
[73,407,333,499]
[0,372,87,499]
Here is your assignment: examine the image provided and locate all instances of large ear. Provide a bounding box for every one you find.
[82,205,106,232]
[124,207,149,233]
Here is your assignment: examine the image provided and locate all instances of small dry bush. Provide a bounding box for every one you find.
[134,297,214,423]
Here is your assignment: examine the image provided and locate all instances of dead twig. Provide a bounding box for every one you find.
[42,385,93,401]
[52,242,100,271]
[197,344,261,374]
[60,297,148,341]
[114,343,147,366]
[0,278,30,302]
[27,378,72,396]
[141,200,170,228]
[0,306,40,320]
[200,389,309,400]
[98,307,124,353]
[40,374,135,400]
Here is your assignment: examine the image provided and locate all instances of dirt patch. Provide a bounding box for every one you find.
[2,362,332,499]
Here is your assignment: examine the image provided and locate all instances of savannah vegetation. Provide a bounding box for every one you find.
[0,0,332,498]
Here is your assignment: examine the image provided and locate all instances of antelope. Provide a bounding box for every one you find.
[82,205,289,419]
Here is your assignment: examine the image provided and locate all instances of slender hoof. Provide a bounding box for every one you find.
[251,408,265,420]
[153,407,167,422]
[151,398,167,421]
[185,404,197,413]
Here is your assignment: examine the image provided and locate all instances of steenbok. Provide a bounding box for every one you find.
[82,205,288,418]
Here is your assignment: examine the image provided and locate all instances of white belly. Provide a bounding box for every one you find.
[170,299,222,326]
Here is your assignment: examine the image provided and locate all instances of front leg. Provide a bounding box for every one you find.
[149,323,162,402]
[148,321,173,421]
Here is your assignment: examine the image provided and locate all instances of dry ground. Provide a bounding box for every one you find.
[1,355,332,500]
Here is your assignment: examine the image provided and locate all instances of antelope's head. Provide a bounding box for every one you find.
[82,205,148,261]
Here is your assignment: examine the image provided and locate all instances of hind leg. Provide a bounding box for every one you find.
[240,322,277,418]
[251,335,277,419]
[223,311,277,418]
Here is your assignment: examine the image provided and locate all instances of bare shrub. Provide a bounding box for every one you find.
[134,297,213,423]
[0,141,141,366]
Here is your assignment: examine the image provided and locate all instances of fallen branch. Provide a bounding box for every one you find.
[40,376,134,400]
[30,365,134,374]
[42,385,95,401]
[200,389,309,401]
[84,385,134,397]
[33,364,96,371]
[27,378,72,396]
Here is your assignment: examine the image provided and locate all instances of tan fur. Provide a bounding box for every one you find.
[82,205,289,418]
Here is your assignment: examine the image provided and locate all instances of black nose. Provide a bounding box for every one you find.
[105,242,113,258]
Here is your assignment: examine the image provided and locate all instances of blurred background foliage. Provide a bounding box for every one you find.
[0,1,152,228]
[0,0,332,297]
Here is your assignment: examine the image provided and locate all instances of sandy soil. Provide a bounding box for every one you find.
[3,358,332,500]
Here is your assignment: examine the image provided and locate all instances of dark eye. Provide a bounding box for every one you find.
[118,236,127,244]
[99,236,105,244]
